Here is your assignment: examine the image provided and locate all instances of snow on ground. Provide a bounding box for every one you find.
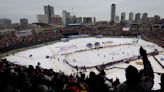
[3,37,164,90]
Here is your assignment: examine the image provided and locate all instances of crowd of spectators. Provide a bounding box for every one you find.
[0,24,163,53]
[0,31,62,53]
[0,57,117,92]
[0,47,163,92]
[141,30,164,48]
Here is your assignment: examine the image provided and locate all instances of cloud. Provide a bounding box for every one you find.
[108,0,125,4]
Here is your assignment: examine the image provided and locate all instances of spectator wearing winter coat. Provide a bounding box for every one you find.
[116,47,154,92]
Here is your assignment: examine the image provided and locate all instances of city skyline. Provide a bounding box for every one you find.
[0,0,164,23]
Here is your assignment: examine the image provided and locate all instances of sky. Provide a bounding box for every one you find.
[0,0,163,23]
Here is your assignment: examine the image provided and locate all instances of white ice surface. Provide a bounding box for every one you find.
[155,54,164,66]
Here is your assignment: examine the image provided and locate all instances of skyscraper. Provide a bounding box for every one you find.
[20,18,28,29]
[111,4,116,22]
[76,17,82,23]
[44,5,54,24]
[62,10,71,26]
[135,13,141,22]
[121,12,126,22]
[129,12,134,21]
[44,5,54,16]
[37,15,48,24]
[0,18,12,28]
[154,15,160,24]
[142,13,148,23]
[114,15,119,23]
[51,15,62,25]
[83,17,92,23]
[93,17,96,23]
